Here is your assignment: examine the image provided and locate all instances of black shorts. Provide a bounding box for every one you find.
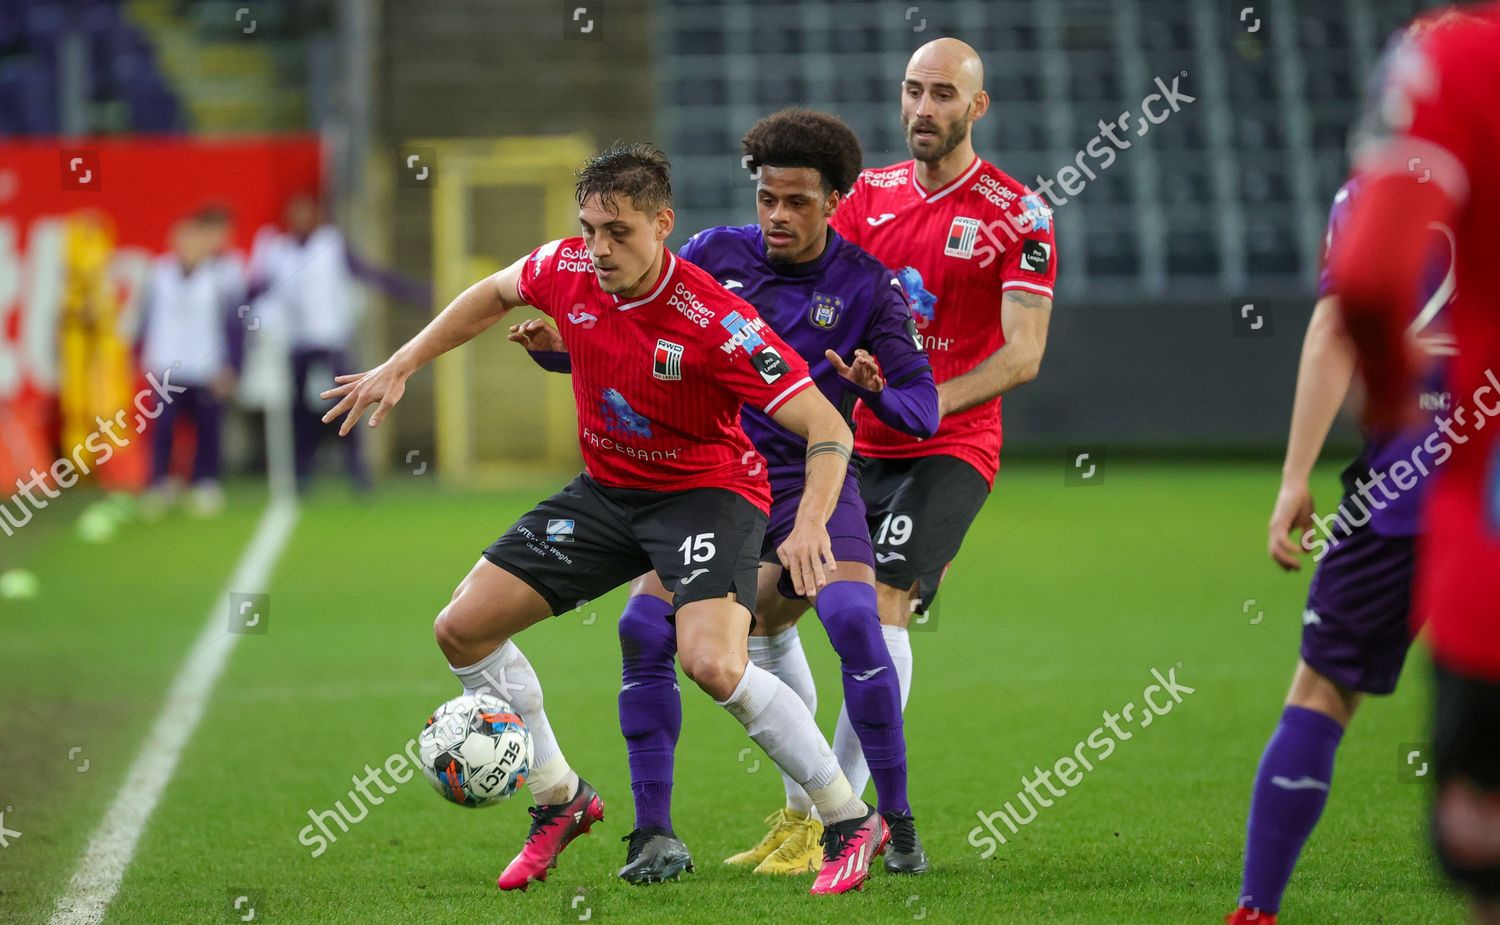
[1431,661,1500,898]
[858,454,990,614]
[482,473,767,617]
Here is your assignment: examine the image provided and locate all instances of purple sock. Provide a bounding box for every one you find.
[617,594,680,833]
[1238,705,1345,914]
[816,580,908,815]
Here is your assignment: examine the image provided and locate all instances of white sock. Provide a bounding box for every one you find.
[748,627,817,816]
[833,624,913,798]
[718,661,866,825]
[883,624,913,709]
[451,641,577,805]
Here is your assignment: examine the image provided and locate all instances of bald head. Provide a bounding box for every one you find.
[900,38,989,166]
[906,37,985,97]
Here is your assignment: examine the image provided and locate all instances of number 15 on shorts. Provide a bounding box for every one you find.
[679,532,716,563]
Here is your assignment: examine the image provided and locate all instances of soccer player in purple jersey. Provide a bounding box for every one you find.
[1225,177,1455,925]
[511,109,939,885]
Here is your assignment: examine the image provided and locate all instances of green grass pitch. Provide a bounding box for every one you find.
[0,460,1467,924]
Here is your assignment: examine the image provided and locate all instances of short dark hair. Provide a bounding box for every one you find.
[741,108,864,196]
[192,203,233,226]
[575,142,672,215]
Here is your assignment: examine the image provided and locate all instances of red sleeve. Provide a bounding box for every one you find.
[998,194,1058,300]
[514,239,566,320]
[829,174,866,247]
[708,305,816,414]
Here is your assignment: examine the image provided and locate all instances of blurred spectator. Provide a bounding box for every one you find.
[250,192,429,493]
[137,207,246,517]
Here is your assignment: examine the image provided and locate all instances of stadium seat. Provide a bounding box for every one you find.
[0,57,59,133]
[1166,222,1221,277]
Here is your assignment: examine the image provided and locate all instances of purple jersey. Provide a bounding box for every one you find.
[679,224,936,482]
[1319,179,1454,537]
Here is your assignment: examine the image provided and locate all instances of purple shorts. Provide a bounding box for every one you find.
[762,474,875,600]
[1302,519,1417,695]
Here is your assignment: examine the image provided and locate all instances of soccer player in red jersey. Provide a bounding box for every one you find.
[1328,7,1500,922]
[321,144,889,895]
[821,37,1058,796]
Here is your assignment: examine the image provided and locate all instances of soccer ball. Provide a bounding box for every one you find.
[418,693,533,807]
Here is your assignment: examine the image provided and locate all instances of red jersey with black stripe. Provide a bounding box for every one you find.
[516,239,814,512]
[831,156,1058,486]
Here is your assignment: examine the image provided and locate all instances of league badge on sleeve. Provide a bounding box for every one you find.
[1020,240,1052,274]
[750,345,792,383]
[809,292,845,329]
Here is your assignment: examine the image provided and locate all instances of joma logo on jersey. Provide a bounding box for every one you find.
[945,217,981,259]
[653,339,684,381]
[809,292,844,329]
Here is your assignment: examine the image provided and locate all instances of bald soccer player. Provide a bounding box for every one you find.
[765,38,1058,805]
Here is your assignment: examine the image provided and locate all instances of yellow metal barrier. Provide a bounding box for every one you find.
[416,136,593,488]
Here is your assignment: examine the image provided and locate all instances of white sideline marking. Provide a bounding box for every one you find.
[49,499,300,925]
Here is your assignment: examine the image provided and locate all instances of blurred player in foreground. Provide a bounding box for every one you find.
[1225,175,1453,925]
[322,144,890,896]
[825,37,1057,802]
[513,109,938,882]
[1329,7,1500,924]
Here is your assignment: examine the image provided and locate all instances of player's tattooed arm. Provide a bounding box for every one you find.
[806,441,853,463]
[937,289,1052,417]
[321,253,529,435]
[770,388,855,597]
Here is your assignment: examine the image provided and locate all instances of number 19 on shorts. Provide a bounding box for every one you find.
[875,513,912,547]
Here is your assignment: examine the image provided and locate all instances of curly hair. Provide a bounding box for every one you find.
[741,108,864,196]
[575,142,673,215]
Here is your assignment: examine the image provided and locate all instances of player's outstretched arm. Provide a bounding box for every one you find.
[320,253,530,435]
[827,349,939,438]
[937,290,1052,416]
[1269,296,1356,571]
[769,388,854,598]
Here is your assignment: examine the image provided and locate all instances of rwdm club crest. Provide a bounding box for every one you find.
[809,291,844,329]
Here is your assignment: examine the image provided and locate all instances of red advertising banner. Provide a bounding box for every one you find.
[0,136,322,496]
